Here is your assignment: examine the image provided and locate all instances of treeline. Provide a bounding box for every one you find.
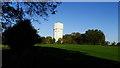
[40,29,107,45]
[62,29,119,46]
[63,29,105,45]
[40,36,55,44]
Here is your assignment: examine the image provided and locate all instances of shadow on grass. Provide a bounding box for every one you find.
[2,46,120,68]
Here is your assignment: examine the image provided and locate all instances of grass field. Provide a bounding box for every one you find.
[35,44,119,62]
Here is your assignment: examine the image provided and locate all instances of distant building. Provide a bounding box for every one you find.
[53,22,63,42]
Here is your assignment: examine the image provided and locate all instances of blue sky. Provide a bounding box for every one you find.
[33,2,118,43]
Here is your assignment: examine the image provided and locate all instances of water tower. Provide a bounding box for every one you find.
[54,22,63,42]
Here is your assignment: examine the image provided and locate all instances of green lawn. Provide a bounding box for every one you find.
[35,44,119,62]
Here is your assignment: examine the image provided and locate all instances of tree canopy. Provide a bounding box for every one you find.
[2,20,41,50]
[2,2,61,30]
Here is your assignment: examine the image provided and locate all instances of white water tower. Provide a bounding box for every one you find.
[54,22,63,42]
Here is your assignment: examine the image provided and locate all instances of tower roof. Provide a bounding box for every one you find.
[54,22,63,24]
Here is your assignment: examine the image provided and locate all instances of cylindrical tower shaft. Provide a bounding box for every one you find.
[54,22,63,42]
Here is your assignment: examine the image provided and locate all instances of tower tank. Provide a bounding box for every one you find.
[54,22,63,42]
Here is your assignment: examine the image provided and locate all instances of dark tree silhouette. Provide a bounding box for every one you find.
[2,2,61,30]
[2,20,40,50]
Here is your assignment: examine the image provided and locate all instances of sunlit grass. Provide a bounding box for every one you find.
[0,45,10,49]
[36,44,119,62]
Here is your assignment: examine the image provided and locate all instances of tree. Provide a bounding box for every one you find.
[79,34,88,44]
[2,20,40,50]
[105,41,110,45]
[85,29,105,45]
[57,38,63,44]
[52,38,55,44]
[62,29,105,45]
[41,37,55,44]
[41,37,46,44]
[71,32,81,44]
[63,34,73,44]
[2,2,61,30]
[45,36,53,44]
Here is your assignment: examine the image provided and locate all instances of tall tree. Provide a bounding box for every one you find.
[2,20,40,50]
[85,29,105,45]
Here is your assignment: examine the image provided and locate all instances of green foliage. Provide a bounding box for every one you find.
[38,29,106,45]
[41,36,55,44]
[105,41,110,45]
[63,34,73,44]
[85,29,105,45]
[63,29,105,45]
[45,36,53,44]
[52,38,55,44]
[56,38,63,44]
[71,32,81,44]
[1,45,10,50]
[41,37,46,44]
